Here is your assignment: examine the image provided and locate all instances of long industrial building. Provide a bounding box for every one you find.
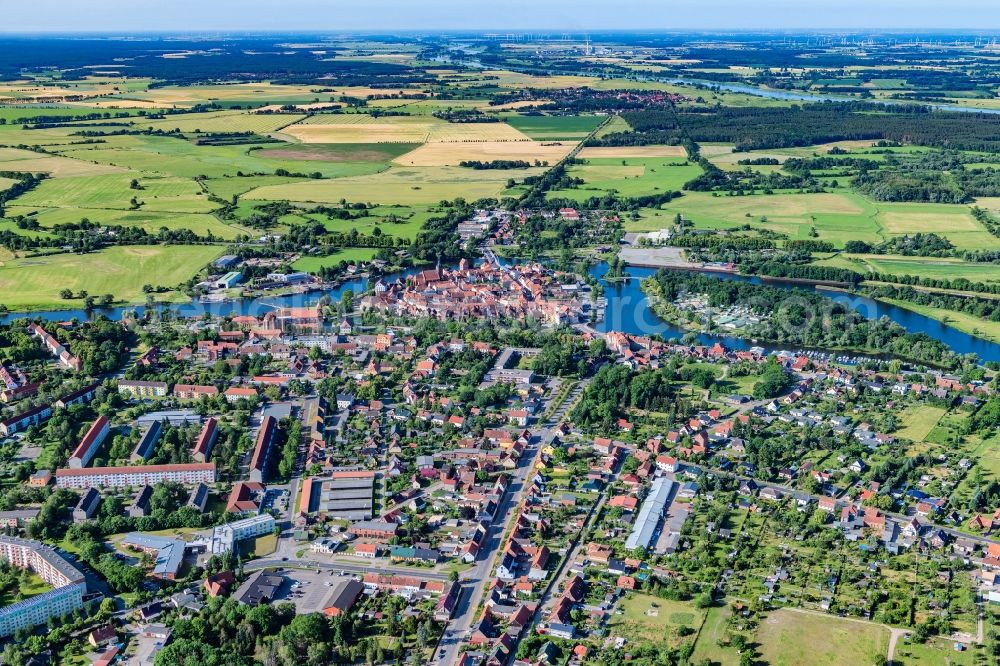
[55,462,216,489]
[0,537,86,637]
[624,477,674,551]
[318,475,375,521]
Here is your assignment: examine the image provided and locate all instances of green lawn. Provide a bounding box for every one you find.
[292,248,379,272]
[755,608,889,666]
[892,637,979,666]
[607,593,706,649]
[895,405,948,443]
[691,605,740,666]
[0,570,51,607]
[880,298,1000,343]
[0,244,220,310]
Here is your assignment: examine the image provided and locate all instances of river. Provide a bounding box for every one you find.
[661,77,1000,115]
[4,260,1000,363]
[590,263,1000,363]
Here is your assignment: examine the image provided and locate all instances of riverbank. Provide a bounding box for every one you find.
[877,298,1000,345]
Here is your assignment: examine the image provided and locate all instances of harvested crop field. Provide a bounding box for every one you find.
[577,145,688,159]
[393,140,573,166]
[243,165,537,205]
[256,143,419,162]
[283,115,530,143]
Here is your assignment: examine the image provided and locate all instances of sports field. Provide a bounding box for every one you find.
[0,245,220,309]
[755,609,889,666]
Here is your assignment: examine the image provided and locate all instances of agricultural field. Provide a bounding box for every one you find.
[0,245,220,309]
[754,608,890,666]
[104,82,345,108]
[13,173,216,213]
[628,190,998,250]
[813,254,1000,284]
[392,140,573,166]
[122,109,305,133]
[282,114,531,143]
[503,113,604,141]
[550,155,702,201]
[577,145,688,159]
[243,165,536,205]
[3,207,248,239]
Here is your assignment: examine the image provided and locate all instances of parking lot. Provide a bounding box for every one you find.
[274,568,362,614]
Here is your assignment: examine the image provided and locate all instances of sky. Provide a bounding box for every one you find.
[3,0,1000,33]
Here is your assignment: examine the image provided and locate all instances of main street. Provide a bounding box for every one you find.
[432,378,589,665]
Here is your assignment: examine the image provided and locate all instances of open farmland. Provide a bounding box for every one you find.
[551,155,702,201]
[503,113,604,140]
[124,109,305,133]
[628,190,999,250]
[0,245,220,309]
[392,140,573,166]
[813,254,1000,283]
[13,173,215,213]
[282,114,531,143]
[4,206,248,239]
[107,83,342,107]
[577,145,688,159]
[243,165,536,205]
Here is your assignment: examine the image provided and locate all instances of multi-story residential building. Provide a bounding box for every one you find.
[173,384,219,401]
[0,537,86,637]
[131,421,163,462]
[54,382,101,409]
[0,404,53,437]
[191,418,218,463]
[55,463,216,489]
[68,415,110,468]
[249,416,276,483]
[117,380,169,398]
[73,487,101,522]
[28,324,82,372]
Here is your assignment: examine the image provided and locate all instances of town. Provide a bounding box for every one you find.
[4,16,1000,666]
[0,265,998,666]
